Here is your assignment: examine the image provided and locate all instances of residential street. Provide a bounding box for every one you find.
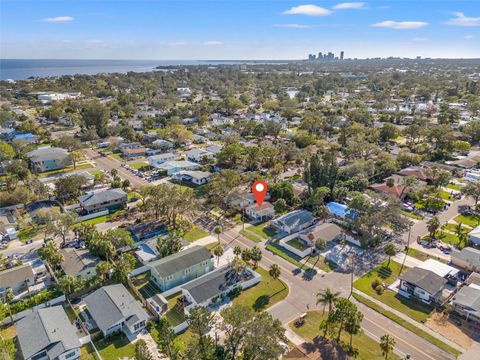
[218,226,457,360]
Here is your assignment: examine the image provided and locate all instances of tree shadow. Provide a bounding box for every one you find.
[253,295,270,311]
[377,266,392,279]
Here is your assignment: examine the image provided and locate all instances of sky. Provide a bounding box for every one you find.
[1,0,479,60]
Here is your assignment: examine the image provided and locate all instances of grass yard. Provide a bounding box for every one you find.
[76,209,126,226]
[164,292,186,327]
[266,243,307,269]
[445,183,462,191]
[247,222,276,239]
[442,223,471,233]
[438,190,453,201]
[307,255,335,272]
[38,163,94,177]
[435,231,461,246]
[150,322,193,353]
[406,248,447,264]
[240,229,263,243]
[0,325,16,339]
[289,310,400,360]
[131,272,161,299]
[89,169,104,177]
[401,210,424,220]
[95,333,135,360]
[233,266,288,311]
[353,261,434,323]
[108,153,123,161]
[286,238,310,251]
[17,224,43,241]
[453,214,480,228]
[129,162,150,171]
[352,293,461,357]
[183,226,209,242]
[80,343,99,360]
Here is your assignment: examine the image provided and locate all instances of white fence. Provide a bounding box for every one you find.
[172,321,189,334]
[76,210,109,223]
[279,234,313,258]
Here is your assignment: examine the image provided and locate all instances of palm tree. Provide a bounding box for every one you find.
[427,216,440,240]
[380,334,396,360]
[214,225,222,243]
[269,264,281,282]
[316,288,340,313]
[384,243,397,266]
[213,244,224,265]
[233,245,242,256]
[317,205,329,223]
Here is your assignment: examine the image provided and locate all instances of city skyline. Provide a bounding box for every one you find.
[1,0,479,60]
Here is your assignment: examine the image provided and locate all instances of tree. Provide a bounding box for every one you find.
[213,244,224,265]
[427,216,440,239]
[156,231,183,258]
[111,253,136,283]
[121,179,130,191]
[80,101,110,137]
[221,304,254,360]
[213,225,222,243]
[269,264,281,282]
[59,275,85,295]
[242,311,287,360]
[384,243,397,266]
[269,182,297,206]
[274,198,287,213]
[156,318,181,360]
[462,181,480,208]
[38,240,63,269]
[0,141,14,161]
[135,339,153,360]
[233,245,242,256]
[68,150,83,169]
[53,212,77,246]
[55,175,88,203]
[185,306,216,360]
[380,334,396,360]
[316,288,340,314]
[249,246,262,268]
[344,303,363,350]
[96,261,112,282]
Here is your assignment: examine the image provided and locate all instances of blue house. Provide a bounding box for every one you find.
[9,132,38,144]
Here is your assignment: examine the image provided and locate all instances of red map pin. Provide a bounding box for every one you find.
[252,180,268,207]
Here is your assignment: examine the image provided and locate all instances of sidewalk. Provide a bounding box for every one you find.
[352,289,465,352]
[391,253,424,268]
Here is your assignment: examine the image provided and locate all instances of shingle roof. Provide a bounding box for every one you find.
[452,285,480,314]
[27,147,69,162]
[148,245,212,278]
[300,222,342,242]
[274,210,315,228]
[0,264,34,289]
[451,247,480,267]
[17,306,80,360]
[400,267,447,295]
[60,248,100,276]
[84,284,149,334]
[78,188,127,207]
[183,265,241,304]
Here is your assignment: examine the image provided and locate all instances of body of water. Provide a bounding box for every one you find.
[0,59,289,80]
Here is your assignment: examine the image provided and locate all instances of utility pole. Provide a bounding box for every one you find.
[400,223,412,276]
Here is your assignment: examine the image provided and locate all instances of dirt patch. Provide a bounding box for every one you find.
[426,312,472,349]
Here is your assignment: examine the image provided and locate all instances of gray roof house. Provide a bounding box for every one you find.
[272,210,315,234]
[147,245,213,291]
[399,267,447,304]
[26,147,71,172]
[452,285,480,323]
[451,247,480,272]
[78,188,127,213]
[16,306,81,360]
[84,284,149,337]
[60,248,100,279]
[0,263,35,294]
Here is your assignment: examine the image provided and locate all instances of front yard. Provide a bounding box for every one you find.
[232,266,288,311]
[289,310,400,360]
[183,226,209,242]
[353,261,434,323]
[94,333,135,360]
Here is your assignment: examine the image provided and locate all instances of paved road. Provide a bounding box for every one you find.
[218,227,457,360]
[82,148,147,188]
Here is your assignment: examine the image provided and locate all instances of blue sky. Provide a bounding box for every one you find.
[1,0,479,59]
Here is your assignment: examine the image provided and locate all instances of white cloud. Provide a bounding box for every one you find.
[412,37,428,42]
[333,2,366,10]
[464,35,475,39]
[283,5,332,16]
[204,40,223,46]
[42,16,74,23]
[446,12,480,27]
[371,20,428,29]
[273,23,313,29]
[168,41,187,46]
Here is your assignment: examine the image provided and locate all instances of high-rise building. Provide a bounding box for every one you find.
[318,52,322,59]
[340,51,344,60]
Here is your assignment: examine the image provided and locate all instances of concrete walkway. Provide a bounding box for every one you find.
[352,289,465,352]
[392,253,424,268]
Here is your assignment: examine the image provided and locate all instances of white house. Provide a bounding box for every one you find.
[185,148,215,163]
[148,153,176,168]
[272,210,315,234]
[173,170,212,185]
[245,202,275,221]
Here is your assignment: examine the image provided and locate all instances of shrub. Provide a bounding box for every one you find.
[315,238,327,251]
[371,278,381,290]
[375,285,384,295]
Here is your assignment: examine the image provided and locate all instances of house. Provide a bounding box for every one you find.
[451,284,480,324]
[272,210,315,234]
[151,139,174,150]
[156,160,200,175]
[60,248,100,279]
[16,306,81,360]
[451,247,480,272]
[245,201,275,221]
[9,132,38,144]
[181,265,260,308]
[299,222,343,245]
[205,144,222,155]
[128,221,166,242]
[26,147,71,172]
[185,148,215,163]
[0,264,35,295]
[78,188,128,213]
[399,266,452,304]
[84,284,149,337]
[173,170,212,185]
[370,180,408,199]
[148,153,176,168]
[147,245,213,291]
[120,143,147,158]
[398,166,432,182]
[468,226,480,246]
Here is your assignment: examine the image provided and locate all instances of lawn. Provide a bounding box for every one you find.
[89,169,104,177]
[442,223,470,233]
[38,163,94,177]
[164,292,186,327]
[131,272,161,299]
[247,222,276,239]
[95,333,136,360]
[76,209,126,226]
[401,210,424,220]
[445,183,462,191]
[289,310,401,360]
[353,261,434,323]
[352,293,461,357]
[438,190,453,201]
[406,248,447,264]
[453,214,480,228]
[435,231,460,246]
[266,242,322,271]
[17,224,43,241]
[108,153,123,161]
[307,255,335,272]
[150,321,193,353]
[183,226,209,242]
[129,162,150,171]
[286,238,310,251]
[240,229,263,243]
[233,266,288,311]
[80,343,99,360]
[0,325,16,339]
